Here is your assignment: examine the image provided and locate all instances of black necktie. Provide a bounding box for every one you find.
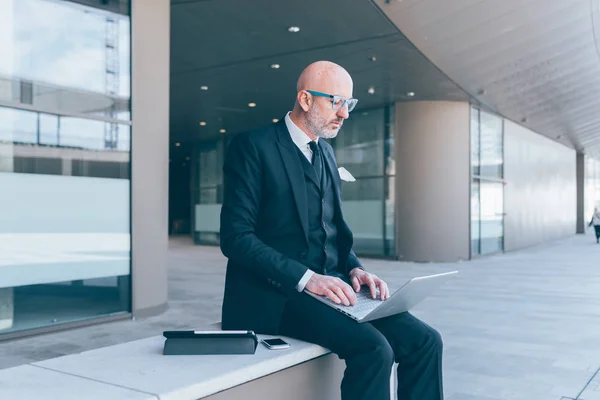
[308,140,322,187]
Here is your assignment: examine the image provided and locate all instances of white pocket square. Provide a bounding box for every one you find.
[338,167,356,182]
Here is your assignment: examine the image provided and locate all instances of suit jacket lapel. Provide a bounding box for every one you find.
[275,122,309,244]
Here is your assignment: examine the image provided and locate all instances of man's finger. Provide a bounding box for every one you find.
[368,277,377,299]
[351,276,361,292]
[332,286,350,306]
[340,283,357,305]
[373,278,387,300]
[324,289,341,304]
[379,281,389,300]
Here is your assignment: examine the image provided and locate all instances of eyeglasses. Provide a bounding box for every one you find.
[306,90,358,112]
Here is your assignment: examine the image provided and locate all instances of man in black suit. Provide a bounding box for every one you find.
[220,61,444,400]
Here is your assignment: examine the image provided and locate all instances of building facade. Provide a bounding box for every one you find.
[1,0,599,340]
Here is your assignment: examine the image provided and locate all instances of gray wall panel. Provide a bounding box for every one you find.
[504,120,576,251]
[394,101,470,262]
[131,0,170,315]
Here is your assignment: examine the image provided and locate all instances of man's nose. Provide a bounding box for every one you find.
[336,104,350,119]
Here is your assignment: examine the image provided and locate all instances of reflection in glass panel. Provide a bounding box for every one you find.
[335,109,385,178]
[0,106,130,178]
[470,107,480,176]
[385,176,395,256]
[0,120,131,337]
[0,0,131,119]
[479,181,504,255]
[39,113,59,146]
[332,107,394,257]
[341,177,384,256]
[479,111,503,178]
[8,276,130,333]
[194,140,224,245]
[471,179,480,257]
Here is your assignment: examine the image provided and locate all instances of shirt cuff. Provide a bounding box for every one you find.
[296,270,314,292]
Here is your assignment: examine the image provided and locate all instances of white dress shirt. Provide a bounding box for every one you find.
[284,112,316,292]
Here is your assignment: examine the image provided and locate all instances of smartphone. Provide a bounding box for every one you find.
[261,338,290,350]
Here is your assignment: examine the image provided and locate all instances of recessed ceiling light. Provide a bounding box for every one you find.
[368,87,375,95]
[199,121,207,126]
[288,26,300,33]
[369,56,377,62]
[248,102,257,107]
[200,86,208,91]
[175,142,180,147]
[270,64,280,69]
[272,118,279,123]
[406,92,415,97]
[219,129,226,133]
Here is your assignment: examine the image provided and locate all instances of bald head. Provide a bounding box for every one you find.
[296,61,353,96]
[289,61,354,140]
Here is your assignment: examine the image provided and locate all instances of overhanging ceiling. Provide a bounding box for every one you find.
[373,0,600,156]
[169,0,467,143]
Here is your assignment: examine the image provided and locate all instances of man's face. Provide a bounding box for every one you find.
[305,75,353,139]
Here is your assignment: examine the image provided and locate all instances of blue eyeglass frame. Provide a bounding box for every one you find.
[306,90,358,112]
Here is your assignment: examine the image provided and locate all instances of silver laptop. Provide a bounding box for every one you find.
[305,271,458,323]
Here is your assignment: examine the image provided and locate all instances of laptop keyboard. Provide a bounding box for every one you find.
[349,288,384,312]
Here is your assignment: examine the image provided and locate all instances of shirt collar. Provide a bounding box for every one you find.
[284,112,318,148]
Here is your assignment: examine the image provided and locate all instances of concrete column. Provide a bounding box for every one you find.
[394,101,470,262]
[576,153,585,234]
[131,0,170,317]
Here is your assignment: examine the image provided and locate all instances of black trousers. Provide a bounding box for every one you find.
[594,225,600,242]
[279,290,444,400]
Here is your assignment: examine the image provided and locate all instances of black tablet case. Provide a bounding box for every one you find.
[163,331,258,355]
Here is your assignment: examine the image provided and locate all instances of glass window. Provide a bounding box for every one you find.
[333,106,394,257]
[479,181,504,255]
[471,107,504,257]
[0,0,131,119]
[193,140,224,245]
[0,0,131,339]
[341,177,385,256]
[0,107,130,177]
[334,109,385,178]
[470,107,480,176]
[471,179,480,257]
[585,156,600,222]
[479,111,503,178]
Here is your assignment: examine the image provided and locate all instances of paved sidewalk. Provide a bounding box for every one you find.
[0,234,599,399]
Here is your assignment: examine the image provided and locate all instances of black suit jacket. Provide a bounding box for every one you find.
[219,119,363,334]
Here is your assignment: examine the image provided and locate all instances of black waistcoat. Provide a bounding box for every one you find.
[296,145,340,276]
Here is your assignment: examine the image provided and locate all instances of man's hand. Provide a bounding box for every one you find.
[350,268,390,300]
[305,274,357,306]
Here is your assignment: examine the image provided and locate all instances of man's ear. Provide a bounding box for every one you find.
[298,90,311,112]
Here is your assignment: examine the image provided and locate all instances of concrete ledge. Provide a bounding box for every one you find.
[34,335,338,399]
[0,333,346,400]
[0,364,155,400]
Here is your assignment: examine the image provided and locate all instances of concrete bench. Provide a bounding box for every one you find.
[0,333,348,399]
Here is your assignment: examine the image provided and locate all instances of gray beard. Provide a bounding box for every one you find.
[306,108,341,139]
